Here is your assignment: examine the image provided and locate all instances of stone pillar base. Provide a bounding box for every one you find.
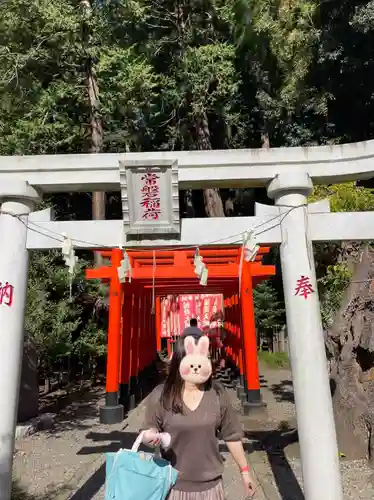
[242,400,267,417]
[236,384,245,398]
[119,383,130,413]
[99,404,124,424]
[240,388,267,416]
[129,394,136,411]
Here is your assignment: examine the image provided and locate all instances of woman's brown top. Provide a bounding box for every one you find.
[143,384,243,492]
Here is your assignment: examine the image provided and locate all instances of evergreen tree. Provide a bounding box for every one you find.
[2,0,374,388]
[253,281,285,345]
[25,242,108,386]
[0,0,158,383]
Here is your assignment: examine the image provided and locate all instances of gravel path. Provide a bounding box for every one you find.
[14,388,130,499]
[12,366,374,500]
[13,387,263,500]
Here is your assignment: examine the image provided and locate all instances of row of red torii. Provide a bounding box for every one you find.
[86,247,275,421]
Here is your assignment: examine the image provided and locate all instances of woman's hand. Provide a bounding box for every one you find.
[241,470,256,498]
[142,429,162,447]
[225,441,256,496]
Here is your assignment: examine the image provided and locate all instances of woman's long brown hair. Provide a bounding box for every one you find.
[161,337,218,414]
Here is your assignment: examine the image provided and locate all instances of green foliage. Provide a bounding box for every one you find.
[25,249,107,379]
[310,183,374,328]
[352,1,374,33]
[230,0,326,146]
[253,280,285,337]
[2,0,374,154]
[2,0,374,376]
[4,0,374,156]
[0,0,159,155]
[310,183,374,212]
[97,46,160,150]
[136,0,245,150]
[318,265,352,328]
[253,0,320,108]
[258,351,290,369]
[179,44,240,120]
[0,0,88,154]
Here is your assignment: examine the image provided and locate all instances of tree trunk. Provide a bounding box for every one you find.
[92,192,105,266]
[279,325,286,353]
[195,114,225,217]
[203,189,225,218]
[81,0,105,267]
[184,190,195,217]
[88,42,104,267]
[326,245,374,462]
[261,131,270,149]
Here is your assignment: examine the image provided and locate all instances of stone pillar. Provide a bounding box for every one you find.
[0,181,40,500]
[267,171,343,500]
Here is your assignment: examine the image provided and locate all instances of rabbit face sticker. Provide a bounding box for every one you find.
[179,336,212,384]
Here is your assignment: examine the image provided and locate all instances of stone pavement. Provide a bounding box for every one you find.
[13,366,374,500]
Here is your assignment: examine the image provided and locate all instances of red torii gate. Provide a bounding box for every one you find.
[86,246,275,423]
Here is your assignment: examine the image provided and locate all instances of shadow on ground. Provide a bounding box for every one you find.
[38,379,158,436]
[260,375,268,388]
[78,429,144,455]
[71,426,304,500]
[245,428,304,500]
[73,433,268,500]
[68,463,106,500]
[69,429,304,500]
[40,389,105,435]
[270,379,295,403]
[69,429,152,500]
[11,479,70,500]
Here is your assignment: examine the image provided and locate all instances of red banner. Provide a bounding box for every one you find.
[161,294,223,338]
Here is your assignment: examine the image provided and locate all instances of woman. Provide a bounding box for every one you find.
[143,335,256,499]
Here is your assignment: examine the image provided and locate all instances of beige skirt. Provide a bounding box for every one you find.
[167,481,225,500]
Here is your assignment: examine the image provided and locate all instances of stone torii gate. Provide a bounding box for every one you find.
[1,142,374,500]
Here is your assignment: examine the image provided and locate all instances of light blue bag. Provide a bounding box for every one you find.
[105,432,178,500]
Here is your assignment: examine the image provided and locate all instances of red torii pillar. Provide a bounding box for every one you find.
[240,260,264,414]
[155,296,162,352]
[86,250,160,422]
[98,249,124,424]
[221,290,261,409]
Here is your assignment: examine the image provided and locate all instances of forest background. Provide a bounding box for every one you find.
[1,0,374,387]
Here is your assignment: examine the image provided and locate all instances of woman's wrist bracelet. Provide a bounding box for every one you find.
[240,465,249,473]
